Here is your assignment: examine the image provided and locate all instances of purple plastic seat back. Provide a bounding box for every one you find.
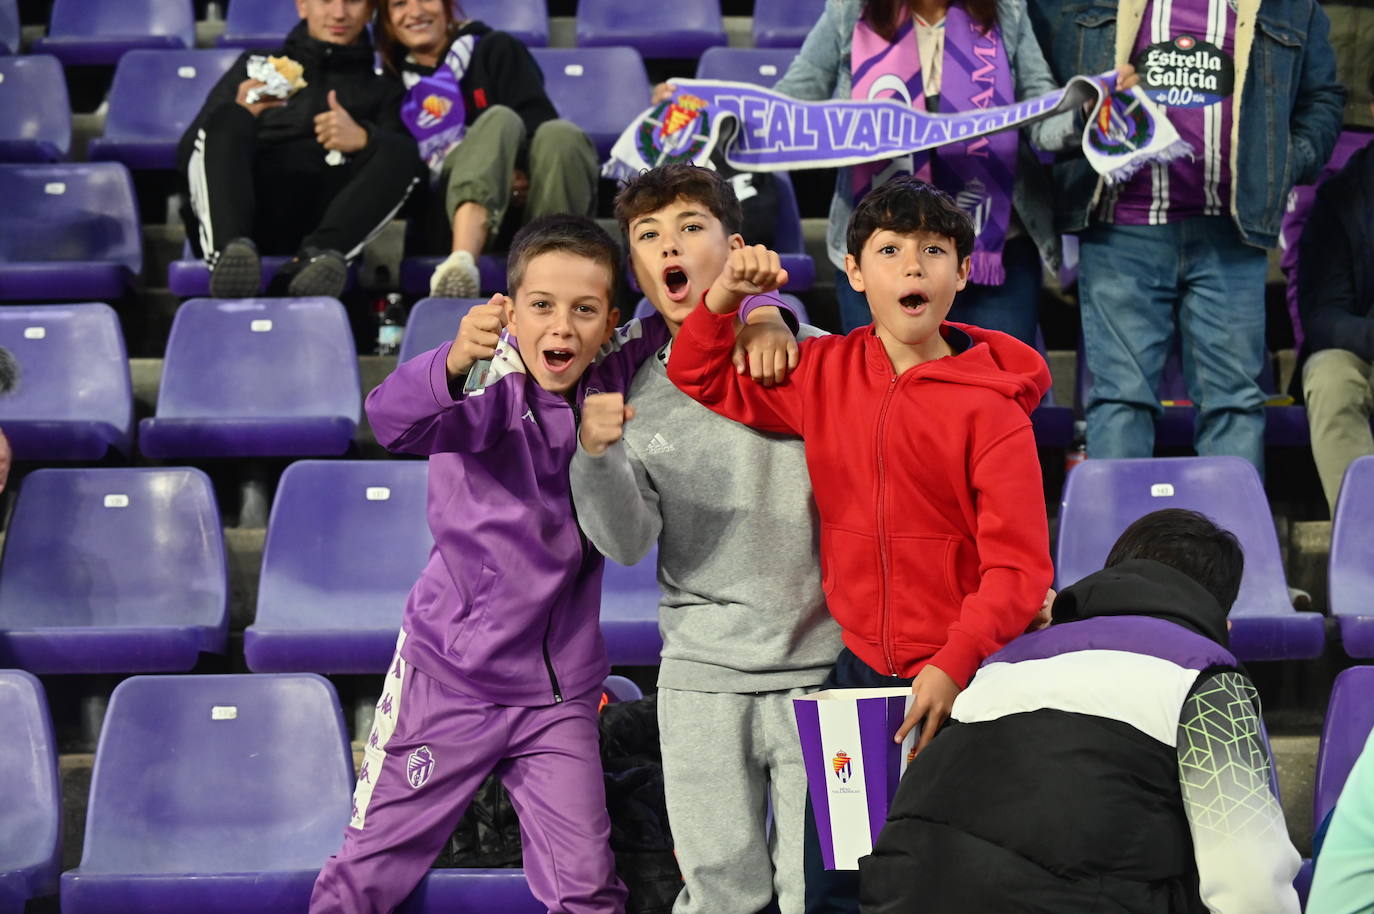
[0,163,142,296]
[460,0,549,47]
[218,0,301,48]
[76,674,352,873]
[695,47,796,86]
[140,298,361,458]
[529,48,651,159]
[397,255,506,298]
[89,49,241,170]
[601,674,644,703]
[576,0,725,58]
[0,671,60,907]
[398,297,483,365]
[1330,456,1374,656]
[0,0,18,55]
[599,545,662,666]
[0,56,71,162]
[246,460,432,673]
[1314,666,1374,827]
[0,304,133,460]
[633,292,810,325]
[0,468,228,672]
[1056,456,1323,659]
[33,0,194,65]
[752,0,826,48]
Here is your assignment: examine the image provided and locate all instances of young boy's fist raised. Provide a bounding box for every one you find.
[447,294,510,381]
[579,393,636,456]
[706,245,789,314]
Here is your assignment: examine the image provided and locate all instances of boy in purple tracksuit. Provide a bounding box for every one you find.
[309,214,796,914]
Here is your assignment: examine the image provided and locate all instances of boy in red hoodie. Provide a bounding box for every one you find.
[667,176,1055,911]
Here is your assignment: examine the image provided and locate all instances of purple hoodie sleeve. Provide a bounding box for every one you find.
[365,342,516,455]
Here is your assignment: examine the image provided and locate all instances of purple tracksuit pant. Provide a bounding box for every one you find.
[309,634,626,914]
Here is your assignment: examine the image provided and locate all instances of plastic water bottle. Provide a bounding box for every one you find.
[375,294,404,356]
[1065,420,1087,474]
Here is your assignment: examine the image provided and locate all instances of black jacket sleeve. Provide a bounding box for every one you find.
[177,51,254,171]
[476,32,558,138]
[1297,174,1374,364]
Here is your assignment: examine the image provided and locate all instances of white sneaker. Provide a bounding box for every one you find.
[430,250,481,298]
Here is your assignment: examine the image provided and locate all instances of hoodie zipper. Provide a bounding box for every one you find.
[540,396,585,706]
[875,373,900,676]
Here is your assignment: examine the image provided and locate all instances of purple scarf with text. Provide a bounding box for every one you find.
[852,5,1017,285]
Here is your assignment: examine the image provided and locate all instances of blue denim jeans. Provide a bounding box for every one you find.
[832,236,1042,344]
[1078,217,1269,472]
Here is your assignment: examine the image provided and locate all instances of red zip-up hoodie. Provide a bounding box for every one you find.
[667,306,1054,687]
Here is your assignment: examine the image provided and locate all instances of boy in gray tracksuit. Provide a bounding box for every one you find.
[572,164,842,914]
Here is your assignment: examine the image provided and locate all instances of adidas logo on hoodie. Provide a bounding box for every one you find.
[643,433,675,455]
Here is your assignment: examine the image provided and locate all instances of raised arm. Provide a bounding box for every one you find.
[571,393,662,566]
[365,297,517,455]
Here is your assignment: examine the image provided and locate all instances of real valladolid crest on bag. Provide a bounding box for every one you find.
[603,73,1188,192]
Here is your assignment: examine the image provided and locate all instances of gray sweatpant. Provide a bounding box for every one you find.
[658,687,811,914]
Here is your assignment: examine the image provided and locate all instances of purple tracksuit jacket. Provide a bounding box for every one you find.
[365,316,671,707]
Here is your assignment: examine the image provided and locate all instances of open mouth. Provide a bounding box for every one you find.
[543,348,575,372]
[899,293,929,314]
[663,267,690,303]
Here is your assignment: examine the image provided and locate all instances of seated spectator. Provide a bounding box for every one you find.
[178,0,420,299]
[860,508,1302,914]
[1298,71,1374,514]
[377,0,598,297]
[1307,728,1374,914]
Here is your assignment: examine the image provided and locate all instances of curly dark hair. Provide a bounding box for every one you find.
[846,176,975,263]
[613,163,744,239]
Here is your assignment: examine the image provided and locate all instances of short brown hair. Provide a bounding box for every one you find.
[506,214,622,300]
[846,176,975,263]
[614,164,743,239]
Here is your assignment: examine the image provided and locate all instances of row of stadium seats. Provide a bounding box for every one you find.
[1,456,1370,673]
[0,44,795,167]
[0,0,824,63]
[0,669,644,913]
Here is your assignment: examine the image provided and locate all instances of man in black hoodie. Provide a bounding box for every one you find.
[178,0,420,298]
[1298,72,1374,513]
[859,509,1302,914]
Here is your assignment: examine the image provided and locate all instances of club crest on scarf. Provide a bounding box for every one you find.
[636,93,713,167]
[833,750,853,784]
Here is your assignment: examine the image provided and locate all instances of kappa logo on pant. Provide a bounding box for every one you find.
[407,746,436,789]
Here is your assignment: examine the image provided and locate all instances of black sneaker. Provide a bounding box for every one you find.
[208,237,261,298]
[283,248,348,298]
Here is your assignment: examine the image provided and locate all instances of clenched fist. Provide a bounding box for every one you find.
[705,245,790,314]
[446,294,509,382]
[579,392,635,457]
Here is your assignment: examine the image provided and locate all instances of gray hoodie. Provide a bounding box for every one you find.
[570,331,842,692]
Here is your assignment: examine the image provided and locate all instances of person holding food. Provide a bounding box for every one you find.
[177,0,421,299]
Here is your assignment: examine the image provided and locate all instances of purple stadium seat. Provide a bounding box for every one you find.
[0,303,133,460]
[168,240,359,298]
[0,468,228,674]
[244,460,432,674]
[0,56,71,162]
[752,0,826,48]
[397,297,482,364]
[400,872,543,914]
[217,0,300,49]
[695,46,796,86]
[0,671,59,914]
[772,172,816,291]
[529,47,651,159]
[1056,456,1326,660]
[1314,666,1374,831]
[461,0,549,47]
[139,298,360,459]
[0,163,141,301]
[398,255,506,299]
[1330,456,1374,657]
[601,674,644,703]
[89,49,241,170]
[576,0,725,59]
[633,292,811,325]
[60,674,352,914]
[0,0,17,55]
[600,545,662,666]
[32,0,193,66]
